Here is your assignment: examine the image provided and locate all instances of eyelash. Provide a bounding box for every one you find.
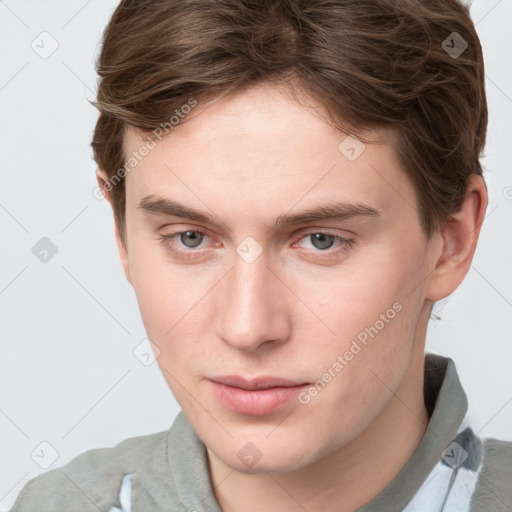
[159,229,355,260]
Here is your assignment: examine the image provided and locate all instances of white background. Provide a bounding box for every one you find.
[1,0,511,509]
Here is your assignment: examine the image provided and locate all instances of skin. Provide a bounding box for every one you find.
[97,82,487,512]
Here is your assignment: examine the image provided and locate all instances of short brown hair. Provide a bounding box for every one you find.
[92,0,487,249]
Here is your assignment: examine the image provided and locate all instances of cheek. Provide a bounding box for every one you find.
[129,241,197,329]
[290,243,424,400]
[131,262,209,405]
[129,252,214,375]
[290,248,413,348]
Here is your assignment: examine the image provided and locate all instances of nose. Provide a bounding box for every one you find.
[215,250,291,353]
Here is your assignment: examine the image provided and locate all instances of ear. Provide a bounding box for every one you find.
[425,174,488,302]
[95,169,132,285]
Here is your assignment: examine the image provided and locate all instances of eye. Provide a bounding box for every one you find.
[302,233,337,250]
[295,232,355,253]
[175,230,205,248]
[160,229,209,256]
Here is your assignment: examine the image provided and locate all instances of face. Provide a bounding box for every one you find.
[117,83,438,474]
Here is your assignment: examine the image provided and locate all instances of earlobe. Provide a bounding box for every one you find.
[425,174,488,302]
[95,168,133,285]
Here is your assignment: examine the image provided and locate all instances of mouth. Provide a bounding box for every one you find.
[208,375,310,416]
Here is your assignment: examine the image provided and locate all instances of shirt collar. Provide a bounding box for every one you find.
[356,355,468,511]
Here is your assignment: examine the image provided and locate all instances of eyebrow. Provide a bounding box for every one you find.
[138,194,381,230]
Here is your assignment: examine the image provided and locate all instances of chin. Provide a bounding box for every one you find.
[225,450,309,475]
[207,432,322,475]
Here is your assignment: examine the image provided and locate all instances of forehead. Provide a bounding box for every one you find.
[122,83,417,227]
[125,82,397,156]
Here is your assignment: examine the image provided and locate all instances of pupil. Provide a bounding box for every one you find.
[181,231,203,248]
[312,233,333,250]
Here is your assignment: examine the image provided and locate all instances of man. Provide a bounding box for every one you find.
[10,0,511,510]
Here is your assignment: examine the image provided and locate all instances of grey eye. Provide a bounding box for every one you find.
[309,233,335,250]
[180,230,205,248]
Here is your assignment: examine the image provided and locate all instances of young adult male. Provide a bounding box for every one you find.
[10,0,512,510]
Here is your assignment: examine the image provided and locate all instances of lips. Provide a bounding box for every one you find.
[210,375,307,390]
[208,375,310,416]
